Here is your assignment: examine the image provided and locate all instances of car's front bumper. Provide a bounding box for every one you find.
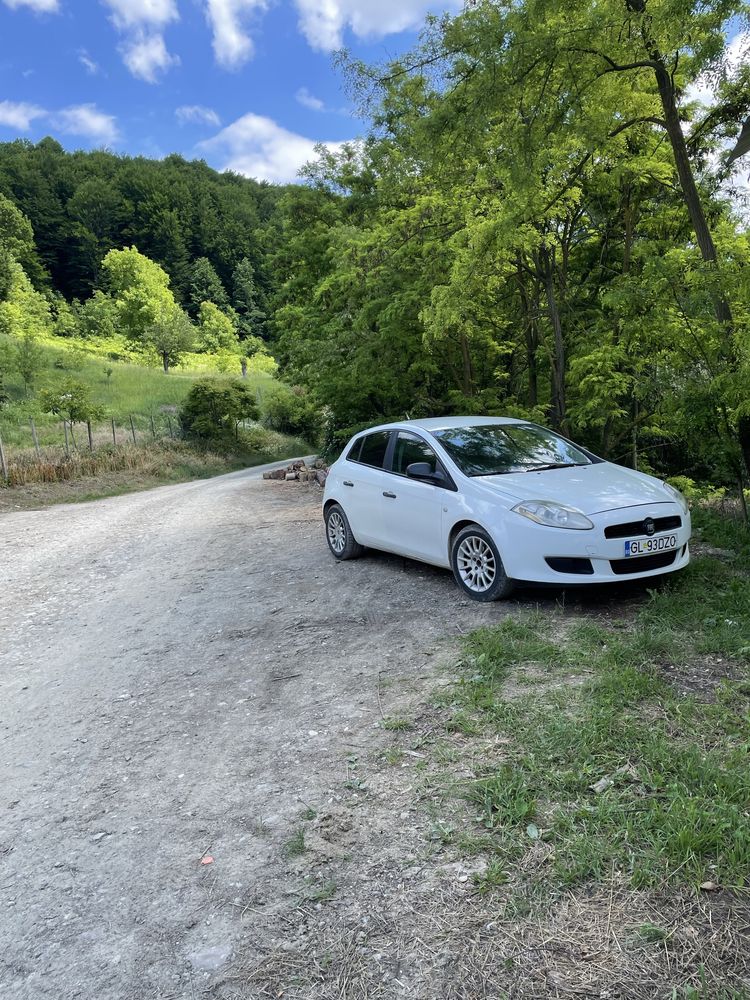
[495,503,691,585]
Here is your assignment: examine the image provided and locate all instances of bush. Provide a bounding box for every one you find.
[180,377,257,440]
[259,383,320,443]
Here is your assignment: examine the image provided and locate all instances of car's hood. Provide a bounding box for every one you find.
[472,462,675,515]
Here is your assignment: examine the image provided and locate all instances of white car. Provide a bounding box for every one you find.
[322,417,691,601]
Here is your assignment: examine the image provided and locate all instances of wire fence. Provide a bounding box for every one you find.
[0,412,182,486]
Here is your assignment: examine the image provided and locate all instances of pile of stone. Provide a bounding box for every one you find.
[263,458,329,486]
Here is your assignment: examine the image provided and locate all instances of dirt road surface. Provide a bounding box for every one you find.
[1,464,501,998]
[2,465,665,999]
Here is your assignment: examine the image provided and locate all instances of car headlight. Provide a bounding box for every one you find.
[512,500,593,530]
[663,482,689,514]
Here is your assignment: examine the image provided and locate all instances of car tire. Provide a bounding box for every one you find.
[450,524,515,601]
[325,503,365,561]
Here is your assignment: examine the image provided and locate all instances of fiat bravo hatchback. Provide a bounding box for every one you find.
[322,417,691,601]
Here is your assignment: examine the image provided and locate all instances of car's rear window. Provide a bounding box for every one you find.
[433,424,592,476]
[355,431,390,469]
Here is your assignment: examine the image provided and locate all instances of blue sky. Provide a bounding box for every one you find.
[0,0,459,182]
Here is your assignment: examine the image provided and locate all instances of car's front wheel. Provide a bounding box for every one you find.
[451,524,515,601]
[325,503,365,561]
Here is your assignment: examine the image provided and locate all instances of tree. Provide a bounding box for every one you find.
[0,192,45,286]
[101,245,191,370]
[232,257,267,339]
[39,379,103,424]
[146,309,194,373]
[195,300,239,353]
[15,333,45,394]
[189,257,228,317]
[74,290,118,340]
[179,378,258,439]
[101,246,176,342]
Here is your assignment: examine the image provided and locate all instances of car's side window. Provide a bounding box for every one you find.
[347,438,363,461]
[357,431,391,469]
[391,432,438,476]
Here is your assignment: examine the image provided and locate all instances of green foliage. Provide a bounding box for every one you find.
[74,291,118,340]
[259,382,320,441]
[39,378,103,423]
[196,300,238,353]
[232,257,267,339]
[189,257,228,316]
[179,377,258,439]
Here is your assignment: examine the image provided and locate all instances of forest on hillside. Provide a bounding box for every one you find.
[1,0,750,501]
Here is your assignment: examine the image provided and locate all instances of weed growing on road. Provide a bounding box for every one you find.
[282,828,306,858]
[382,716,413,731]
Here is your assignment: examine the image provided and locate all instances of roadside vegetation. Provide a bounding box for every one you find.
[380,505,747,927]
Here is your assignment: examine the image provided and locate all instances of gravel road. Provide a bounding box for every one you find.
[1,463,521,1000]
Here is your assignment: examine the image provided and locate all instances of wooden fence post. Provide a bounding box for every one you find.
[129,415,137,445]
[29,417,41,458]
[87,421,93,451]
[150,413,156,439]
[69,423,78,451]
[111,418,117,447]
[167,415,174,439]
[0,431,8,482]
[63,421,70,457]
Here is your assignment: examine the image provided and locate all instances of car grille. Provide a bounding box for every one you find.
[604,515,682,540]
[610,551,677,575]
[545,557,594,575]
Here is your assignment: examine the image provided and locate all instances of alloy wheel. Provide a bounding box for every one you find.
[456,534,497,592]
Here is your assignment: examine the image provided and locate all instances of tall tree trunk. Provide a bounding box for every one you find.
[162,352,170,374]
[539,245,566,429]
[636,12,750,472]
[516,255,539,407]
[459,333,474,396]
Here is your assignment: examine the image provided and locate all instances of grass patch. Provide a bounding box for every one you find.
[282,828,306,858]
[382,715,414,731]
[445,507,750,893]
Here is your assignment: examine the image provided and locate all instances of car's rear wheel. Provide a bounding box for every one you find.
[451,525,514,601]
[325,503,365,561]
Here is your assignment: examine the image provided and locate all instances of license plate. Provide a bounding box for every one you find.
[624,534,677,557]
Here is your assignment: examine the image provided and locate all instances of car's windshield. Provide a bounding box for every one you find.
[432,424,593,477]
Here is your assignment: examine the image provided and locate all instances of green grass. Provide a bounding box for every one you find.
[443,507,750,893]
[0,332,277,448]
[282,828,306,858]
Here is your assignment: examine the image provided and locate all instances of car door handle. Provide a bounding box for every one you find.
[383,491,397,499]
[343,480,354,487]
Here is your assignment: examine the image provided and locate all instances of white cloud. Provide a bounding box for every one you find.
[176,104,221,127]
[201,112,351,183]
[205,0,268,70]
[102,0,177,30]
[51,104,119,145]
[296,87,325,111]
[2,0,59,11]
[102,0,179,82]
[78,49,100,75]
[121,31,180,82]
[293,0,457,52]
[0,100,46,130]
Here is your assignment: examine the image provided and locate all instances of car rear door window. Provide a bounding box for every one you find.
[347,438,363,461]
[392,432,438,475]
[357,431,390,469]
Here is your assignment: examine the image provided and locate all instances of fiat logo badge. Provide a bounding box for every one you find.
[643,517,656,536]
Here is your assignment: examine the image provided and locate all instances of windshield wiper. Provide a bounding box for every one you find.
[524,462,587,472]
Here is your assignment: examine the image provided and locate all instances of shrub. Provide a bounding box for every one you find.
[180,377,257,440]
[259,383,320,443]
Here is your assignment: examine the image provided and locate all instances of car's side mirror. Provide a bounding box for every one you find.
[406,462,446,485]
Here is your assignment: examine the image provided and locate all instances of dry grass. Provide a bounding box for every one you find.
[0,440,226,488]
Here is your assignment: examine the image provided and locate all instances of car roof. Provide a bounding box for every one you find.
[356,416,529,435]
